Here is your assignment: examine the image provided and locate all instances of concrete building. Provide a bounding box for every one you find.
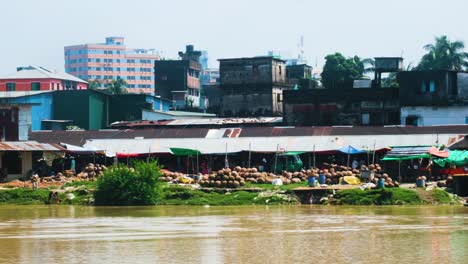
[219,56,290,117]
[0,66,87,91]
[64,37,159,93]
[398,70,468,126]
[154,45,202,109]
[283,88,400,126]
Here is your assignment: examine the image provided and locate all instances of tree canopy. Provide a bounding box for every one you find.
[417,35,468,71]
[105,77,128,94]
[321,53,374,89]
[87,80,101,90]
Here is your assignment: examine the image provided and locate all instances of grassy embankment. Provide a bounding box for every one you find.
[329,188,459,205]
[0,180,459,206]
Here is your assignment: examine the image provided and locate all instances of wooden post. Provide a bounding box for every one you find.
[398,160,402,183]
[274,144,279,173]
[313,144,316,168]
[372,140,376,165]
[224,142,228,168]
[248,142,252,168]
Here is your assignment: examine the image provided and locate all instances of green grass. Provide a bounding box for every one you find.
[242,181,308,191]
[430,189,453,204]
[160,185,299,205]
[62,181,97,189]
[331,188,423,205]
[0,189,50,205]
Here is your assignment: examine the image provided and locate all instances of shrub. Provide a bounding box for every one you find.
[94,161,162,206]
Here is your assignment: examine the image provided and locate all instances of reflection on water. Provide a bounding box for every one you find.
[0,206,467,264]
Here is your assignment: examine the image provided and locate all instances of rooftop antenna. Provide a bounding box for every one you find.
[297,35,306,64]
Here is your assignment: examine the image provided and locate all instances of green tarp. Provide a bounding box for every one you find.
[433,150,468,167]
[279,151,306,156]
[382,153,431,161]
[169,148,202,156]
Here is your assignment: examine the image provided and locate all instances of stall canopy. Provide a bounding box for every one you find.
[169,148,202,156]
[382,146,449,161]
[433,150,468,167]
[337,145,365,154]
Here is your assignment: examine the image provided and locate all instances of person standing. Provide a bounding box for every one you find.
[31,172,39,190]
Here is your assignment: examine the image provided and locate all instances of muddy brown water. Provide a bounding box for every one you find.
[0,206,466,264]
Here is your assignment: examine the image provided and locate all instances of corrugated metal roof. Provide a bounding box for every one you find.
[0,91,54,98]
[1,67,87,83]
[0,141,64,151]
[30,126,468,147]
[83,133,465,156]
[143,109,217,117]
[113,117,282,128]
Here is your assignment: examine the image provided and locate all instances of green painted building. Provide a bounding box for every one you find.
[53,90,110,130]
[52,90,172,130]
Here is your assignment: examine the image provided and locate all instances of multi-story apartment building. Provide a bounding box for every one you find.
[64,37,159,94]
[154,45,202,109]
[219,56,290,116]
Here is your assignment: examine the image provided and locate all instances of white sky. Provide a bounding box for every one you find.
[1,0,467,74]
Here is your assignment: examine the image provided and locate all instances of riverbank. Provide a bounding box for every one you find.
[0,181,462,206]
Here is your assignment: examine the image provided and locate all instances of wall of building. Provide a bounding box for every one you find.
[219,57,288,116]
[0,78,86,91]
[6,93,53,131]
[53,91,92,129]
[401,106,468,126]
[397,71,458,106]
[64,37,158,92]
[283,88,400,126]
[221,92,274,117]
[18,106,31,140]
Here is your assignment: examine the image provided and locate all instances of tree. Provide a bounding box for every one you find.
[88,80,101,90]
[417,35,468,71]
[321,53,374,89]
[105,77,128,94]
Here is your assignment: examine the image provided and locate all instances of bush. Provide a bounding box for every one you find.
[94,161,162,206]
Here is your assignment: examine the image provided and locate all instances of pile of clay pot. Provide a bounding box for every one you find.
[199,168,247,188]
[361,164,399,188]
[160,171,187,182]
[75,163,107,181]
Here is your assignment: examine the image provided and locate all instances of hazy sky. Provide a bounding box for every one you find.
[1,0,467,74]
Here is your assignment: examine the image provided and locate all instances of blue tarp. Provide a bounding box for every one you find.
[337,145,365,154]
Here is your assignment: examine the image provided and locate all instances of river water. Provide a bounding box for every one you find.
[0,206,466,264]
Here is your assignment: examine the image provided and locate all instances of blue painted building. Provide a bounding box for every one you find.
[0,90,173,131]
[0,91,54,131]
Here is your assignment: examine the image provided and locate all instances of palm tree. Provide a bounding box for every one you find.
[105,77,128,94]
[417,35,468,70]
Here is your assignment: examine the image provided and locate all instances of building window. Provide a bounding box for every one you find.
[465,117,468,124]
[362,113,370,125]
[429,80,435,92]
[31,82,40,91]
[405,116,419,126]
[6,83,15,91]
[421,80,436,93]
